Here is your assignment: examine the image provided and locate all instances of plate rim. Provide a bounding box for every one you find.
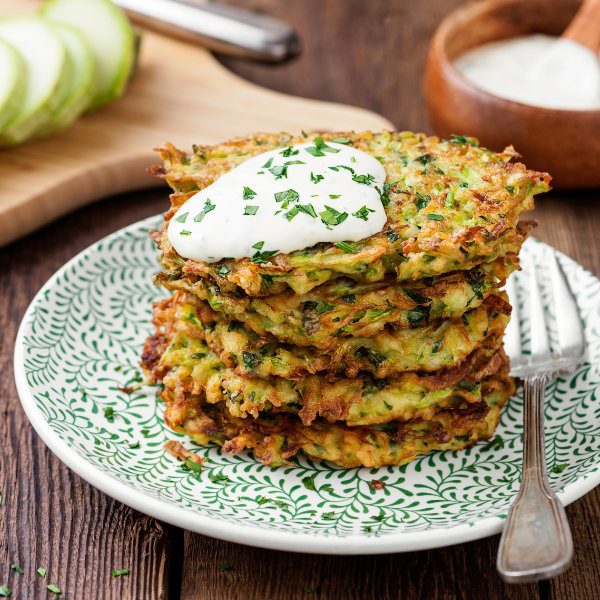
[13,215,600,555]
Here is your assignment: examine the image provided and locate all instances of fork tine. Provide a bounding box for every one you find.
[550,252,586,362]
[528,256,552,365]
[505,274,522,368]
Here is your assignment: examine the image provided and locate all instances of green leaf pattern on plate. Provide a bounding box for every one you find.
[17,216,600,539]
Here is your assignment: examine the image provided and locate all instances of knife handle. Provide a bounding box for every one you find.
[114,0,300,62]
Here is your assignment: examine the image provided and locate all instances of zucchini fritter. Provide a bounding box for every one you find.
[142,310,508,426]
[158,370,514,468]
[155,290,511,379]
[150,131,548,296]
[154,254,519,349]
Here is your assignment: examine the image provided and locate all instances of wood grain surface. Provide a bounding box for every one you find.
[0,0,391,248]
[3,0,600,598]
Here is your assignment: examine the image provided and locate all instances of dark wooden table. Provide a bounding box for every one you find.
[2,1,600,598]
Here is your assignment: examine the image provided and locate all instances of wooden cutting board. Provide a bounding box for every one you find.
[0,1,393,247]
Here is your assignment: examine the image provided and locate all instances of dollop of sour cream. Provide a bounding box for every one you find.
[454,35,600,110]
[168,139,387,263]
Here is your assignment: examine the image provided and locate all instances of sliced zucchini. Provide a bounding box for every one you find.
[37,22,95,135]
[41,0,135,111]
[0,38,25,132]
[0,17,68,145]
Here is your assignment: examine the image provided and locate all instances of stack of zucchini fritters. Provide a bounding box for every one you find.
[141,131,550,468]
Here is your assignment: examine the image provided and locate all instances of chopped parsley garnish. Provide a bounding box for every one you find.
[128,441,140,449]
[269,165,288,179]
[281,146,299,157]
[297,204,318,218]
[194,198,216,222]
[242,186,257,200]
[363,526,373,533]
[242,351,261,368]
[243,205,259,215]
[427,213,443,221]
[274,188,299,207]
[356,348,386,365]
[351,173,375,185]
[353,205,375,221]
[415,192,430,210]
[262,157,273,168]
[336,164,355,174]
[251,243,279,263]
[316,302,335,315]
[321,484,334,493]
[380,181,397,207]
[335,241,354,253]
[414,153,433,165]
[302,476,316,490]
[175,211,189,223]
[112,569,130,577]
[331,136,351,144]
[218,265,230,276]
[457,378,478,392]
[322,512,335,519]
[402,288,431,304]
[550,464,568,474]
[182,460,202,480]
[256,496,289,508]
[0,587,10,597]
[320,205,348,227]
[209,473,230,484]
[10,566,22,575]
[406,305,430,325]
[179,230,191,236]
[451,134,479,147]
[284,160,305,166]
[310,172,324,183]
[471,281,484,299]
[37,568,46,578]
[103,407,115,422]
[329,194,341,199]
[305,136,340,157]
[46,585,61,594]
[285,207,299,221]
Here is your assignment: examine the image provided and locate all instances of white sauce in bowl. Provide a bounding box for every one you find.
[454,35,600,110]
[167,140,387,263]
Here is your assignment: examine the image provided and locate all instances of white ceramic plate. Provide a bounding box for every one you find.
[14,216,600,554]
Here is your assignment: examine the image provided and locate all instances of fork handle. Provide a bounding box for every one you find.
[497,373,573,583]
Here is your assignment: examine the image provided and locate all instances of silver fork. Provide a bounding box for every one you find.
[497,250,586,583]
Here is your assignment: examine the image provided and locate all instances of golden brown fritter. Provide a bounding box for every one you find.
[142,313,508,426]
[149,131,548,296]
[154,253,519,349]
[158,370,514,468]
[150,290,511,380]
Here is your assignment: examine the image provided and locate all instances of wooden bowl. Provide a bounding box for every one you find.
[424,0,600,189]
